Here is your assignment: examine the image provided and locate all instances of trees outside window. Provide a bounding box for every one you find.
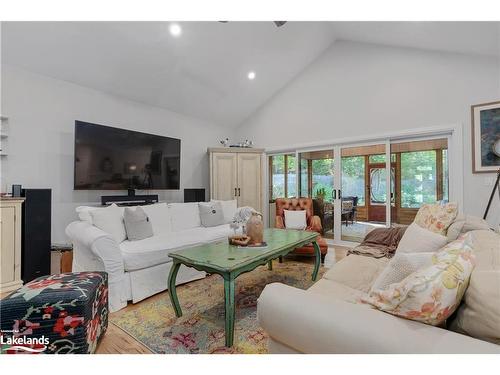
[341,156,365,205]
[401,150,437,208]
[270,154,296,200]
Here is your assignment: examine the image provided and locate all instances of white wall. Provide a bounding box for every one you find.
[1,65,234,242]
[235,40,500,228]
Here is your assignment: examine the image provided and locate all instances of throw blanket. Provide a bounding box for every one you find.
[348,226,407,259]
[232,206,260,224]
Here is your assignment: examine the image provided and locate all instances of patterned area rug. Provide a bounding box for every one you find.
[111,261,325,354]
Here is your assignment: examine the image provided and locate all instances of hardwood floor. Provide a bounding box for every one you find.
[1,246,350,354]
[97,323,152,354]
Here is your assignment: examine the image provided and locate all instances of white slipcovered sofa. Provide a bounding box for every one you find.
[66,201,236,312]
[258,229,500,354]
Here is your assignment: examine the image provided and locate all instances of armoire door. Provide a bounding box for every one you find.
[211,152,238,201]
[0,206,16,284]
[237,153,262,212]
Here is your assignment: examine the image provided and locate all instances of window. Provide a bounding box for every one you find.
[270,155,284,200]
[401,150,437,208]
[269,154,296,201]
[287,155,297,198]
[369,154,396,163]
[341,156,365,205]
[311,158,334,202]
[442,149,449,202]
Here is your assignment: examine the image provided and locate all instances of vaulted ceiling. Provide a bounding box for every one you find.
[2,21,499,127]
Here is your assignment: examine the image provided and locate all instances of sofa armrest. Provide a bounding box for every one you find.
[275,216,285,229]
[308,215,322,233]
[257,283,500,354]
[66,221,126,311]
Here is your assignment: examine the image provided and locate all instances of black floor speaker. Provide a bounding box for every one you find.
[21,188,51,283]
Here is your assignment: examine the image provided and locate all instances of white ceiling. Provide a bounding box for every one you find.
[2,21,499,127]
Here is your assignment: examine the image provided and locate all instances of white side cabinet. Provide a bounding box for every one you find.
[1,198,24,293]
[209,148,264,213]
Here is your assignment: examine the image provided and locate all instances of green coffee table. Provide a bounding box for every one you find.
[167,228,321,347]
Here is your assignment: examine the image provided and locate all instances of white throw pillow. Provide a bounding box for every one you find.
[168,202,202,231]
[75,204,125,225]
[89,204,127,243]
[141,203,172,235]
[211,199,238,224]
[370,252,435,292]
[199,202,225,227]
[284,210,307,230]
[76,206,95,223]
[396,222,447,254]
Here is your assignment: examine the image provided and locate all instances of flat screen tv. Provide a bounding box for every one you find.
[74,121,180,190]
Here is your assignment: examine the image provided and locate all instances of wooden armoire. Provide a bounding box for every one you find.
[208,147,265,213]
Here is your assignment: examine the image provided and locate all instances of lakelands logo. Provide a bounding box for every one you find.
[1,330,49,353]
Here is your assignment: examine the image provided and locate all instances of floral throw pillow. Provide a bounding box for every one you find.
[414,202,458,235]
[361,235,475,326]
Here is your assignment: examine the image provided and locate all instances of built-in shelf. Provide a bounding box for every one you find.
[1,116,10,154]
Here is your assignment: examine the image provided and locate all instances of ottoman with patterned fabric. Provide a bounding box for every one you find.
[0,272,108,354]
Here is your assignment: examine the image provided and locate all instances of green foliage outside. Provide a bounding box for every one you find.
[401,150,437,208]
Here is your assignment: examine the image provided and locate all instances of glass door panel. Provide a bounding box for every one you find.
[298,149,335,239]
[339,144,388,242]
[390,138,448,226]
[268,153,298,228]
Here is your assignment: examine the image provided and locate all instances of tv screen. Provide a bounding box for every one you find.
[74,121,180,190]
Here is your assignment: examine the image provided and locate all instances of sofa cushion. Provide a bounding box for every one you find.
[449,230,500,345]
[308,278,367,304]
[124,207,154,241]
[370,252,434,291]
[323,255,389,293]
[142,203,172,235]
[119,224,232,271]
[89,203,127,243]
[168,202,201,231]
[199,202,225,227]
[363,235,475,326]
[211,199,237,224]
[396,223,447,254]
[413,202,458,235]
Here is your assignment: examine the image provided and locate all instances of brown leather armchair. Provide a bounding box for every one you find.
[275,198,328,262]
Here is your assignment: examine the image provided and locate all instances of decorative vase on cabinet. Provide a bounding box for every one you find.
[208,147,264,214]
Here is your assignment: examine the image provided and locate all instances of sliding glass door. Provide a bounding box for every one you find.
[390,138,449,225]
[266,135,451,245]
[337,143,389,242]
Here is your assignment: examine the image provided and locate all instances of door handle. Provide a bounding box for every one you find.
[338,189,342,199]
[332,190,336,200]
[237,188,241,197]
[234,188,237,197]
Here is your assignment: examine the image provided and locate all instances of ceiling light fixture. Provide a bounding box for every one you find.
[247,71,256,80]
[169,23,182,37]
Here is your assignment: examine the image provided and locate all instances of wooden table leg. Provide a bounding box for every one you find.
[278,256,283,263]
[267,260,273,270]
[223,276,235,347]
[168,262,183,317]
[312,241,321,281]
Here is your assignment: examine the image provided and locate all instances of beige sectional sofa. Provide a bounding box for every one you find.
[257,229,500,353]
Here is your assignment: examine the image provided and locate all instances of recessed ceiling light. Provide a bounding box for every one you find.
[247,71,256,80]
[169,23,182,37]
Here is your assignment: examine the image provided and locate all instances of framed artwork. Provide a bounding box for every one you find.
[471,101,500,173]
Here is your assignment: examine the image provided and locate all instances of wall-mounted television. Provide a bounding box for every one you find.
[74,121,180,190]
